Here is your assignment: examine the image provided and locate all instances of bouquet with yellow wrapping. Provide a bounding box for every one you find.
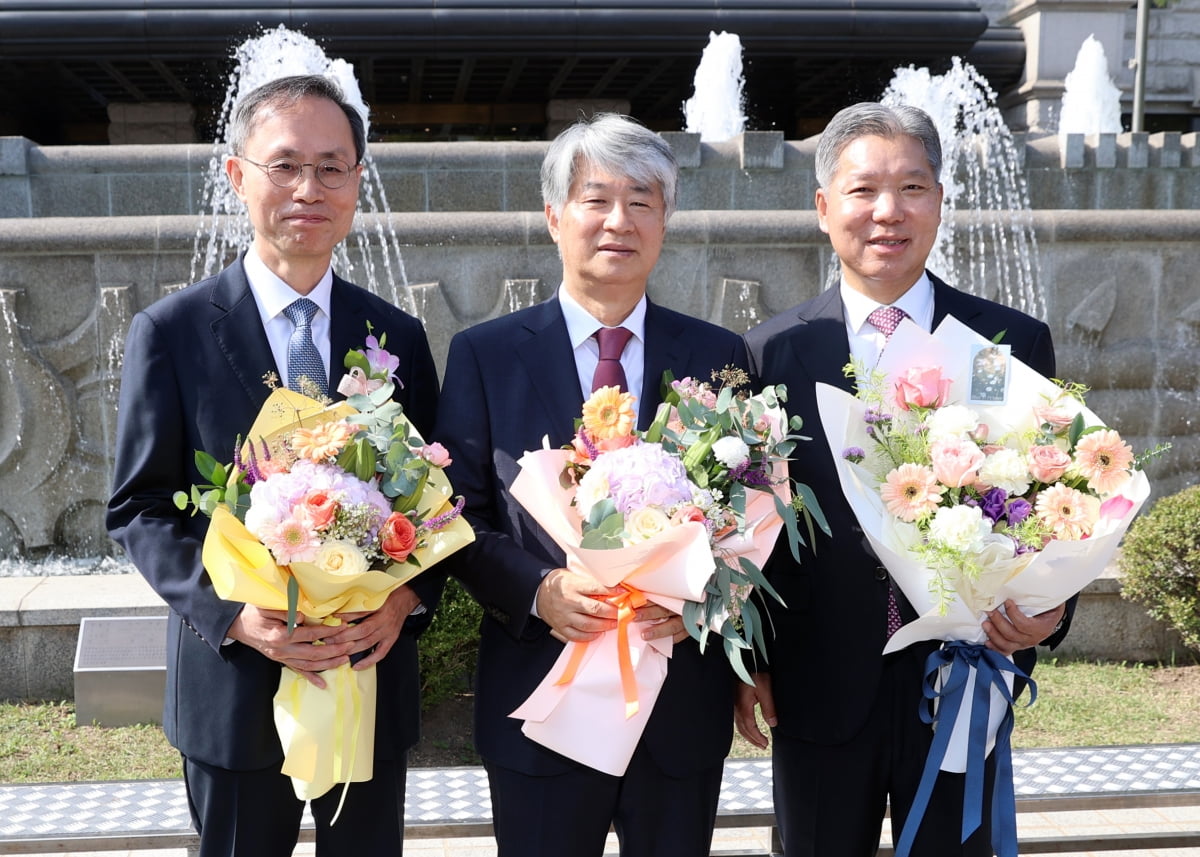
[176,328,473,813]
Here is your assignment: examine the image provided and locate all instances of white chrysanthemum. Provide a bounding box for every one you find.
[925,405,980,441]
[927,505,991,553]
[978,448,1032,495]
[712,435,751,469]
[575,469,612,519]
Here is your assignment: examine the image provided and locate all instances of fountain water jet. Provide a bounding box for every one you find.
[191,26,414,314]
[1059,35,1123,136]
[881,57,1044,320]
[683,32,747,142]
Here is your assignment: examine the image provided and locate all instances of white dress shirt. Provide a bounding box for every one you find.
[243,248,334,389]
[840,274,935,370]
[558,287,648,423]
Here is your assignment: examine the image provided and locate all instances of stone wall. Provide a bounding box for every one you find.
[0,206,1196,558]
[2,132,1197,221]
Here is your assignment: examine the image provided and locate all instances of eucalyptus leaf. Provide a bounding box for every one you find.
[286,576,299,633]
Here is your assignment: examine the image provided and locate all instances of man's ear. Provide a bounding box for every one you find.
[225,155,248,202]
[814,187,830,235]
[545,202,561,244]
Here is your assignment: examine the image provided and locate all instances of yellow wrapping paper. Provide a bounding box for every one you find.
[275,660,376,800]
[198,388,474,804]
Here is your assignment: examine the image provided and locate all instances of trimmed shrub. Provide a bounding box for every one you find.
[1119,484,1200,651]
[418,577,482,708]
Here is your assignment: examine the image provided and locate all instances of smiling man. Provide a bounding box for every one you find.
[107,75,440,856]
[435,113,746,857]
[738,102,1073,856]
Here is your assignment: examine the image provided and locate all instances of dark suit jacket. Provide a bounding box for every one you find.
[106,255,441,771]
[436,296,746,777]
[743,273,1072,745]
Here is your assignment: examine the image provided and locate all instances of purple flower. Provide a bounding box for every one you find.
[1005,498,1032,526]
[422,495,466,532]
[740,467,773,487]
[364,335,402,385]
[842,446,865,463]
[979,487,1008,524]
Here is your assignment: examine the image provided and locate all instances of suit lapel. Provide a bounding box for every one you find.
[514,299,584,443]
[931,272,980,329]
[329,275,370,395]
[208,258,278,409]
[788,287,857,393]
[639,301,686,430]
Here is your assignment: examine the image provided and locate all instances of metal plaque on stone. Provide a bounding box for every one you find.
[73,615,167,727]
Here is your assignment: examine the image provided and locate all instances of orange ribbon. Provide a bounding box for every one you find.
[553,584,649,719]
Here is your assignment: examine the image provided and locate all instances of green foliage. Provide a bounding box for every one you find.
[418,578,482,707]
[1119,484,1200,650]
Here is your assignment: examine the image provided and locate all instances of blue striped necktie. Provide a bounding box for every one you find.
[283,298,327,396]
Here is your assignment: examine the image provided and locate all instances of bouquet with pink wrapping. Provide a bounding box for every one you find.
[509,369,826,776]
[815,315,1165,857]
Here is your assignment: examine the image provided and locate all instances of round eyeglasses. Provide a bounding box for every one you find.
[241,157,357,189]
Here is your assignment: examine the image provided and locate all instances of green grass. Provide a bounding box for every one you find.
[729,658,1200,758]
[1,659,1197,783]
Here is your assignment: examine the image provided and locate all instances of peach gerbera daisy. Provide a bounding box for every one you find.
[1072,429,1134,495]
[291,420,356,463]
[879,463,945,522]
[1035,483,1100,541]
[581,385,636,441]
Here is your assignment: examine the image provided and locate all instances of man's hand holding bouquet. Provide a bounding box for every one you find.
[175,328,473,812]
[509,368,826,776]
[815,315,1165,857]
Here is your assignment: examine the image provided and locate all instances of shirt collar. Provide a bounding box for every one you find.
[557,286,647,348]
[243,247,334,320]
[840,272,934,334]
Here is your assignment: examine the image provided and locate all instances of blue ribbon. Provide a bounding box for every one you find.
[892,642,1036,857]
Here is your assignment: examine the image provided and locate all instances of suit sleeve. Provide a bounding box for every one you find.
[106,311,243,652]
[435,331,554,641]
[384,311,443,626]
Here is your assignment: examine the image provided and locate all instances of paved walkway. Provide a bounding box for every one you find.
[27,812,1200,857]
[6,747,1200,857]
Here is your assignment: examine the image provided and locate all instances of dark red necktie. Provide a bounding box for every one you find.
[867,304,909,638]
[591,326,633,393]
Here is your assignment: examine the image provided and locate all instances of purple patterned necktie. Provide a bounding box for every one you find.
[591,326,633,393]
[867,304,909,638]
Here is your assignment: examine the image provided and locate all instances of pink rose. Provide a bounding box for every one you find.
[894,366,952,411]
[420,442,453,468]
[302,490,339,530]
[670,505,707,526]
[1099,495,1134,522]
[257,457,289,479]
[929,438,984,488]
[1034,404,1074,430]
[1028,445,1071,483]
[380,512,418,562]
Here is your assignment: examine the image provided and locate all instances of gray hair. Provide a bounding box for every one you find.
[814,102,942,188]
[227,74,366,165]
[541,113,679,221]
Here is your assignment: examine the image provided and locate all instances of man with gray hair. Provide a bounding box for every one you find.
[435,112,746,856]
[738,101,1073,855]
[107,74,440,856]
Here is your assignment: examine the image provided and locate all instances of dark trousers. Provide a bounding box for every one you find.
[485,742,724,857]
[771,647,996,857]
[183,754,408,857]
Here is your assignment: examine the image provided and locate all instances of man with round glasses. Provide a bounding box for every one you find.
[240,156,355,189]
[107,74,440,856]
